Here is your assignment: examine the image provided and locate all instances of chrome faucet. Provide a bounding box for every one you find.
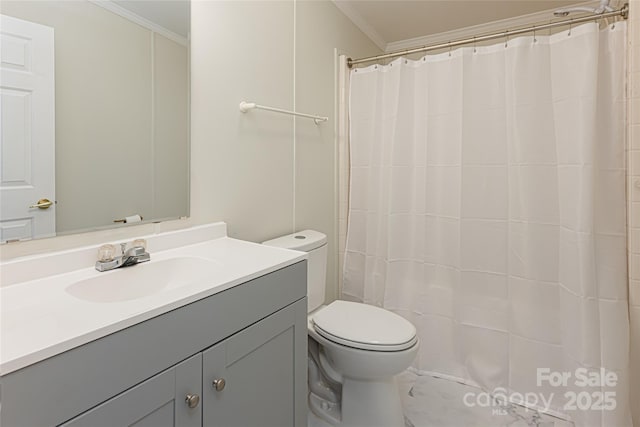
[95,240,150,272]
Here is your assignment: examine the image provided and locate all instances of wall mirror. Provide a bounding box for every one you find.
[0,0,190,243]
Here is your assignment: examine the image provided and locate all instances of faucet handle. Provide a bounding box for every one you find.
[133,239,147,250]
[97,244,117,262]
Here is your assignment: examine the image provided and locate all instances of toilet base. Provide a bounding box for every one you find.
[310,375,405,427]
[341,376,405,427]
[308,407,335,427]
[309,392,341,425]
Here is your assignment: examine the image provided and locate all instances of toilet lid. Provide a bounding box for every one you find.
[312,301,417,351]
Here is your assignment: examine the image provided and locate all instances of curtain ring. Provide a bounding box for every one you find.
[448,41,452,57]
[568,20,572,36]
[473,36,477,53]
[533,25,537,44]
[505,30,509,48]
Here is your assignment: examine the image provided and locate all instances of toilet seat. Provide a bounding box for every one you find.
[311,301,417,352]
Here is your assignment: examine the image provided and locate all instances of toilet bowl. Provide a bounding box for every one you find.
[263,230,419,427]
[308,301,419,427]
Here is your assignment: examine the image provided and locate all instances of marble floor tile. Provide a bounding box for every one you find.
[398,371,574,427]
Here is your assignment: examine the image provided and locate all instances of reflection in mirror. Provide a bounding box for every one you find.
[0,0,190,243]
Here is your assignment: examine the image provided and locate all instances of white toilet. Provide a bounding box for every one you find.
[263,230,419,427]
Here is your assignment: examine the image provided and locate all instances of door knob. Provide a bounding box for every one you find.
[185,393,200,408]
[29,198,53,209]
[212,378,226,391]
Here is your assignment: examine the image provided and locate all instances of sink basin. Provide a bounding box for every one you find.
[66,257,222,303]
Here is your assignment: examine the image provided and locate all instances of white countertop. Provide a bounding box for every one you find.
[1,226,306,375]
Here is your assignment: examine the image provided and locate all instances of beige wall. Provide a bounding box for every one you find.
[0,1,188,234]
[294,0,381,300]
[627,2,640,425]
[0,0,380,304]
[189,0,380,300]
[190,0,295,242]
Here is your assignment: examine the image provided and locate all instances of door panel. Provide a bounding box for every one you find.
[0,14,55,242]
[60,366,176,427]
[175,352,203,427]
[203,307,297,427]
[61,354,202,427]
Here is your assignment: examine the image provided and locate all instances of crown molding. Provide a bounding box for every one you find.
[385,0,602,52]
[332,0,388,51]
[88,0,188,47]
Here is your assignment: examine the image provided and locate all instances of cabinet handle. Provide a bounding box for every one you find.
[212,378,226,391]
[185,393,200,408]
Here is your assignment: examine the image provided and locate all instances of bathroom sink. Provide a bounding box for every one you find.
[66,257,222,303]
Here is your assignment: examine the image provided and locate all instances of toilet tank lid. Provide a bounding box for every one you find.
[262,230,327,252]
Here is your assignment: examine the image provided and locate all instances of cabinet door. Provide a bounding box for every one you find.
[202,300,307,427]
[61,354,202,427]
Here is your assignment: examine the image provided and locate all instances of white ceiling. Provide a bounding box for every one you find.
[333,0,609,51]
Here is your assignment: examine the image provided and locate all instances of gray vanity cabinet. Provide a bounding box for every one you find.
[0,262,307,427]
[60,300,305,427]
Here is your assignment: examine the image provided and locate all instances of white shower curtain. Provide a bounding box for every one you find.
[344,22,630,426]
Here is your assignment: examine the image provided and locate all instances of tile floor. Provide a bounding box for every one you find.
[397,371,575,427]
[308,370,575,427]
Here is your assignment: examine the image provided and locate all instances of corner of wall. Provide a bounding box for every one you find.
[626,1,640,425]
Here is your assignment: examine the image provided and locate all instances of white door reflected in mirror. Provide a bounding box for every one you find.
[0,14,55,243]
[0,1,190,241]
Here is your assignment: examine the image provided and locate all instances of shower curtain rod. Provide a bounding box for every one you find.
[347,4,628,67]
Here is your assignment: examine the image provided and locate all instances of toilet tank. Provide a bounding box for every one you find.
[262,230,327,313]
